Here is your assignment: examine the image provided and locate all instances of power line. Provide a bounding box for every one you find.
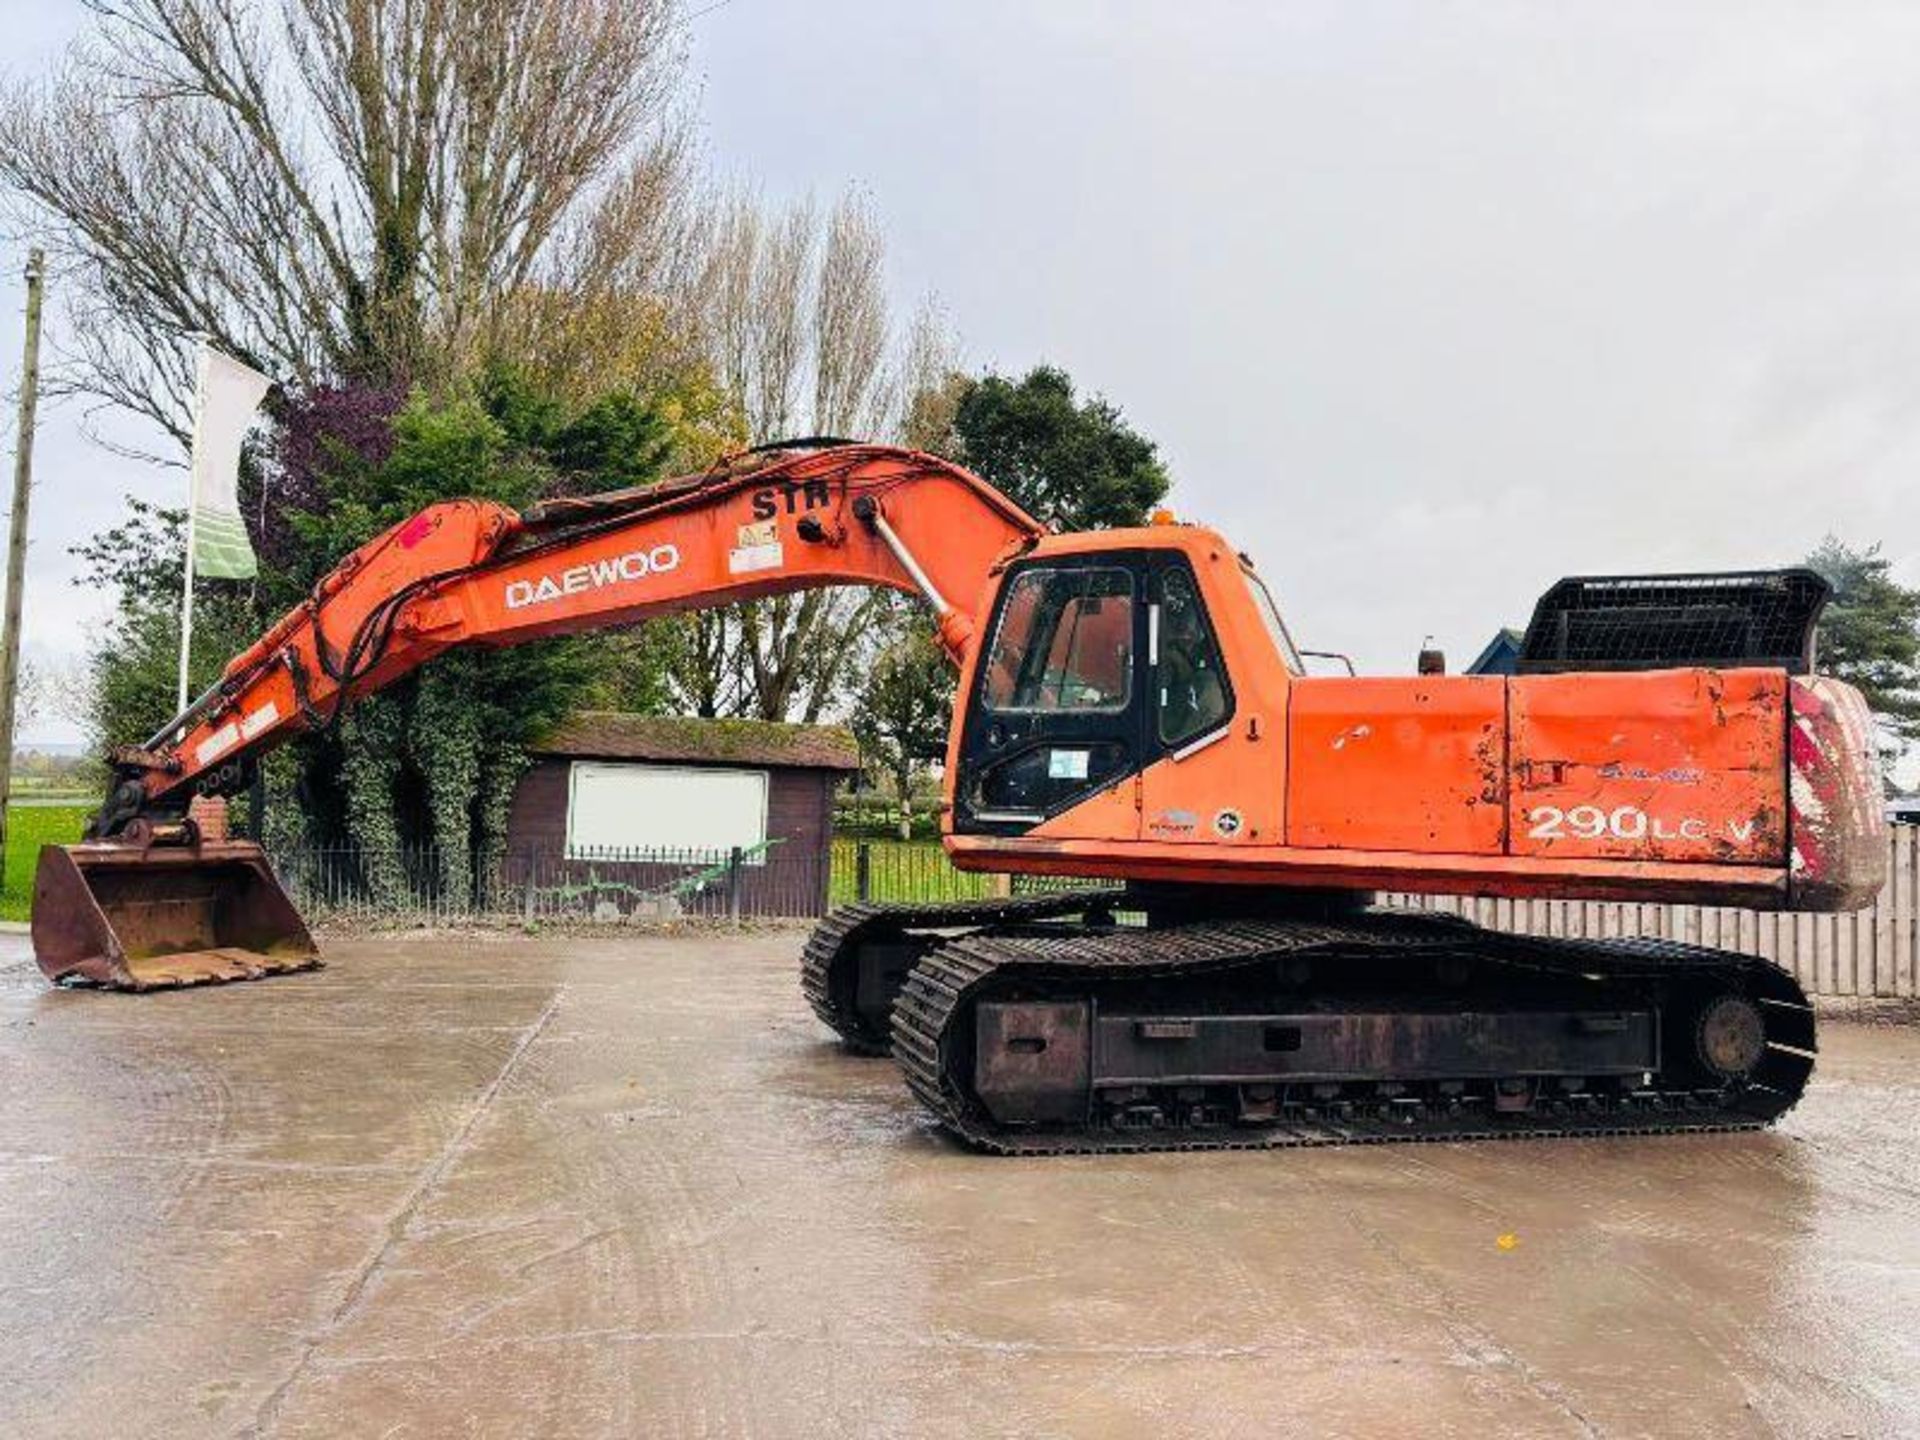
[682,0,738,23]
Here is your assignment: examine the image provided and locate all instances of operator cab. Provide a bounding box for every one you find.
[953,539,1264,834]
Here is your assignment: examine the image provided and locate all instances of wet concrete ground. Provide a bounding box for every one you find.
[1,929,1917,1439]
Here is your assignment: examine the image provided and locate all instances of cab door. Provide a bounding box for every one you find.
[952,556,1145,840]
[1136,557,1251,845]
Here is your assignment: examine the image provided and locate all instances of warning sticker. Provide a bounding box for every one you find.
[1048,749,1091,780]
[729,541,785,575]
[240,701,281,739]
[195,723,241,767]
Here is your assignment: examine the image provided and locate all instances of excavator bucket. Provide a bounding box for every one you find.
[31,841,320,990]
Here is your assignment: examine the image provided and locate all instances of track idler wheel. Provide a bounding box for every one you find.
[1694,995,1767,1080]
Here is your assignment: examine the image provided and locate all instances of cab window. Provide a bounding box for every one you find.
[982,568,1134,713]
[1156,566,1231,745]
[1241,563,1303,674]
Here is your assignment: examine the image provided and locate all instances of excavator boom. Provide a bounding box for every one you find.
[40,444,1041,987]
[104,444,1039,832]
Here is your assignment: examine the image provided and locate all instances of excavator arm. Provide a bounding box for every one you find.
[96,443,1041,838]
[36,444,1040,989]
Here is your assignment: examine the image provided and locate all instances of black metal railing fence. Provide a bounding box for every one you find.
[265,836,1091,925]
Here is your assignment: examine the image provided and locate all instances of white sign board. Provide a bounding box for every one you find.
[566,762,769,861]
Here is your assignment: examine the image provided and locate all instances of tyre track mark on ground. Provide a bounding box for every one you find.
[242,989,563,1438]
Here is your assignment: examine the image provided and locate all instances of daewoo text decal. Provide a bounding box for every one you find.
[505,545,681,610]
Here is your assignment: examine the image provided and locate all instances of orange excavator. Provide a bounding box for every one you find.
[33,442,1885,1152]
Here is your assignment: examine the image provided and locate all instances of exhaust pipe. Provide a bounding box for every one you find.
[31,840,321,990]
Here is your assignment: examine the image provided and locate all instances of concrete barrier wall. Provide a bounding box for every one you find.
[1387,825,1920,1000]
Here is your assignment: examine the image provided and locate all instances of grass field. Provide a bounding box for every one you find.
[824,837,1002,907]
[0,819,1037,923]
[1,804,90,922]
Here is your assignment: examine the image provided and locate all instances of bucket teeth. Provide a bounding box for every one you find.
[118,948,322,990]
[31,841,320,991]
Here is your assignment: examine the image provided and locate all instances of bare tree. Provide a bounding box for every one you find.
[485,124,713,408]
[0,0,690,444]
[10,657,41,736]
[700,189,813,442]
[896,295,966,452]
[13,654,99,738]
[6,2,965,732]
[812,196,891,437]
[689,188,952,721]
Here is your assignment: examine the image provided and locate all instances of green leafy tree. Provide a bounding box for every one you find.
[850,363,1174,816]
[941,365,1170,530]
[1807,537,1920,748]
[266,382,680,890]
[70,497,193,603]
[70,497,265,830]
[85,579,259,763]
[75,375,687,899]
[850,618,955,840]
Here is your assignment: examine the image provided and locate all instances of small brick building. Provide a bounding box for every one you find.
[506,712,860,917]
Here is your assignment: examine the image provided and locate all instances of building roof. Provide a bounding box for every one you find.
[532,712,862,771]
[1466,627,1526,675]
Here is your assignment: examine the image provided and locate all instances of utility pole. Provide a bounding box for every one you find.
[0,247,46,862]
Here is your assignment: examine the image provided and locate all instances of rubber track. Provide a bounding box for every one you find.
[890,910,1817,1155]
[799,889,1129,1053]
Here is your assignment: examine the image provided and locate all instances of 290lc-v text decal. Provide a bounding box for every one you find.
[1525,803,1761,845]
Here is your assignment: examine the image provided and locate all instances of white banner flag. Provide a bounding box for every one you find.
[188,345,271,580]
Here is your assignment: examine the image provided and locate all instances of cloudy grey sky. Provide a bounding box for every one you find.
[5,1,1920,745]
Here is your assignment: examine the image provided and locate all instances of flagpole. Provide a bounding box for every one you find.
[176,339,209,713]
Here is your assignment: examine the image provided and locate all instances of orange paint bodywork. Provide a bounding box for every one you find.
[1287,677,1507,854]
[125,445,1882,916]
[948,525,1880,912]
[1507,670,1786,865]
